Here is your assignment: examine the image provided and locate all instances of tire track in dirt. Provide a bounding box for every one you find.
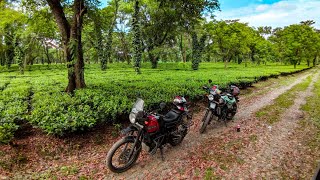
[105,70,315,179]
[225,70,319,179]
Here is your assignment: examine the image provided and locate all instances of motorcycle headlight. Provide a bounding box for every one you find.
[208,94,214,101]
[129,113,136,123]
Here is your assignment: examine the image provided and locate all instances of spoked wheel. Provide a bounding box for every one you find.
[221,107,228,127]
[199,110,212,134]
[106,137,141,173]
[227,103,238,120]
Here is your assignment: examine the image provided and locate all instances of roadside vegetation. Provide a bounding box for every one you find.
[0,63,311,143]
[301,71,320,171]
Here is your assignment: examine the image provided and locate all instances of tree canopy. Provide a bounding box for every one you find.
[0,0,319,91]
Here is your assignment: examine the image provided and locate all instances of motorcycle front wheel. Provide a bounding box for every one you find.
[199,110,212,134]
[106,137,141,173]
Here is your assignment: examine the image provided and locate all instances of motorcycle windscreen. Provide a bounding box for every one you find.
[132,98,144,112]
[129,98,144,123]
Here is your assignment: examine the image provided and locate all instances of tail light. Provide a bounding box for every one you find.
[211,85,217,90]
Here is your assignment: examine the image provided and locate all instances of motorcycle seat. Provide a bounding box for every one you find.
[163,110,181,122]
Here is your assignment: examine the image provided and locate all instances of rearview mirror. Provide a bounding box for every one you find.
[160,102,166,110]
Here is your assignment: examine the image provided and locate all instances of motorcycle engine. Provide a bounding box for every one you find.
[169,124,187,146]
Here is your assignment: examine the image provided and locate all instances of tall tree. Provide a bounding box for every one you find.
[104,0,120,67]
[0,2,26,69]
[191,31,206,70]
[273,24,319,68]
[45,0,88,92]
[131,0,142,73]
[140,0,220,69]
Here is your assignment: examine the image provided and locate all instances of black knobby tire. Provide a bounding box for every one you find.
[106,137,141,173]
[199,110,212,134]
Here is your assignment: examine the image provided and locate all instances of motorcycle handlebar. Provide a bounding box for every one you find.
[202,86,209,90]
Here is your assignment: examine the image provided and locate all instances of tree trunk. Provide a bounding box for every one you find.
[313,55,317,67]
[191,33,198,70]
[179,34,186,63]
[104,0,120,67]
[42,41,51,65]
[66,0,86,92]
[47,0,86,93]
[224,59,227,69]
[4,36,14,69]
[132,0,142,74]
[120,32,130,65]
[148,50,158,69]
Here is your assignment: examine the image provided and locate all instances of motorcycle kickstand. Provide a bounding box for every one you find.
[160,146,165,161]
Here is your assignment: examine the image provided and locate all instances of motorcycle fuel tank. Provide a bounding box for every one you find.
[145,115,160,133]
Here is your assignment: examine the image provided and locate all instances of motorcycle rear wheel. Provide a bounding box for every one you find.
[106,137,141,173]
[199,110,212,134]
[227,103,237,120]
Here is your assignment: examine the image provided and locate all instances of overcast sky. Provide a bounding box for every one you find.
[215,0,320,29]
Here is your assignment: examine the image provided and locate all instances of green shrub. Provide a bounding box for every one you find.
[0,79,31,143]
[0,119,19,144]
[0,62,312,137]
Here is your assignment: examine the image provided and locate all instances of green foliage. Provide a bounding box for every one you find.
[0,63,312,138]
[2,1,319,71]
[0,78,30,143]
[59,165,79,176]
[269,24,320,68]
[204,167,217,180]
[302,72,320,129]
[0,120,19,144]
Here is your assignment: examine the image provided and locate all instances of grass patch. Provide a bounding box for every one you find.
[13,169,58,179]
[0,152,28,171]
[256,75,312,124]
[59,165,79,176]
[249,134,258,142]
[301,71,320,150]
[204,167,218,180]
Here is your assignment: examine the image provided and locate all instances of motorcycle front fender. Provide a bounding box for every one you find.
[120,124,141,135]
[123,135,138,142]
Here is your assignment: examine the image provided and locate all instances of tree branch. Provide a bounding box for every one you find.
[46,0,70,42]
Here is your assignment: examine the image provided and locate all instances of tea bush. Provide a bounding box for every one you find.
[0,62,312,140]
[0,78,31,143]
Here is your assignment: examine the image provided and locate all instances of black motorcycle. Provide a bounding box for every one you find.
[199,84,240,134]
[106,96,193,173]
